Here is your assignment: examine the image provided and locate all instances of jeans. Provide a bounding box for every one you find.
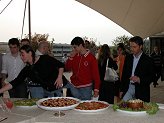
[29,86,63,98]
[29,86,44,98]
[123,84,135,101]
[65,82,93,100]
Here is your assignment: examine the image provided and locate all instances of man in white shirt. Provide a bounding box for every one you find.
[1,38,27,98]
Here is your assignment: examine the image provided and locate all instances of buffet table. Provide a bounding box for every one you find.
[1,100,164,123]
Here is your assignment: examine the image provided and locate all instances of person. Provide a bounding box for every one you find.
[113,43,127,102]
[0,53,3,97]
[35,41,53,57]
[0,45,69,98]
[62,53,68,64]
[97,44,118,104]
[20,39,30,46]
[119,36,154,102]
[28,41,61,98]
[1,38,28,98]
[151,46,162,87]
[65,36,100,100]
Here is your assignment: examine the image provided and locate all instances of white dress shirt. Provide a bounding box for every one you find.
[1,52,25,82]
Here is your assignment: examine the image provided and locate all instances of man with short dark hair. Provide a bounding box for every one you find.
[65,36,100,100]
[1,38,27,98]
[120,36,154,102]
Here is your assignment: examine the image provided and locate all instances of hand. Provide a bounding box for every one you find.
[93,90,99,97]
[1,81,6,86]
[54,77,63,89]
[119,92,123,99]
[130,76,140,83]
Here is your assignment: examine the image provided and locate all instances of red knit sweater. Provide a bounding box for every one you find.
[65,51,100,91]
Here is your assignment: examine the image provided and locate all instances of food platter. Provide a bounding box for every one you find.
[116,109,146,115]
[14,99,39,108]
[74,100,109,113]
[113,101,159,115]
[36,97,80,111]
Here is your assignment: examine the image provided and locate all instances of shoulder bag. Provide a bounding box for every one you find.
[104,59,119,82]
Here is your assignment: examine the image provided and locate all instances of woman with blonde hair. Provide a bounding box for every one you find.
[97,44,118,104]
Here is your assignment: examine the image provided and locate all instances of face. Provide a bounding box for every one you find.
[117,47,123,55]
[72,44,81,53]
[9,44,19,54]
[130,42,142,56]
[20,50,31,63]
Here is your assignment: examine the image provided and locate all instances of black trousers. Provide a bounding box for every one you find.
[99,81,115,104]
[8,82,28,98]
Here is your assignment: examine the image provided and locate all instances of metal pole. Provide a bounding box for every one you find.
[28,0,31,42]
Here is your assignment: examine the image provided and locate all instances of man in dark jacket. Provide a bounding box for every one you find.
[120,36,154,102]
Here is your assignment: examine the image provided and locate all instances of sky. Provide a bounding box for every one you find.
[0,0,132,45]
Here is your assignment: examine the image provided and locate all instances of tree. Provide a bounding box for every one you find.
[112,35,132,53]
[83,36,98,55]
[24,33,49,51]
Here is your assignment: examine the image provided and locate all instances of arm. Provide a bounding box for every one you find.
[1,55,7,85]
[91,57,100,97]
[54,68,64,88]
[0,83,12,94]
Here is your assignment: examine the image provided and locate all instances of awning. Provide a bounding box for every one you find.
[76,0,164,38]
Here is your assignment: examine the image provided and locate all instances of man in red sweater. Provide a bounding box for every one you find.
[65,36,100,100]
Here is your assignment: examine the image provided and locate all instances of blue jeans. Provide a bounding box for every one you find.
[65,82,93,100]
[29,86,44,98]
[29,86,63,98]
[123,84,135,101]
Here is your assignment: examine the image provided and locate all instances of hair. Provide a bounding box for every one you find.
[38,41,50,49]
[71,37,85,47]
[21,38,30,44]
[117,43,125,51]
[8,38,20,47]
[98,44,111,64]
[20,45,35,64]
[129,36,143,46]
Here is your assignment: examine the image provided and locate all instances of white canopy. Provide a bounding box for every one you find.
[76,0,164,38]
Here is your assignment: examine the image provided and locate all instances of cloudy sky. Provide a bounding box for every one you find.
[0,0,132,45]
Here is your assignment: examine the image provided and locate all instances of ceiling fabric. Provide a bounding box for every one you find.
[76,0,164,38]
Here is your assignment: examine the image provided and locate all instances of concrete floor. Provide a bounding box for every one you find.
[150,79,164,103]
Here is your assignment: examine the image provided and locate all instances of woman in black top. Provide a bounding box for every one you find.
[0,45,68,97]
[97,44,118,104]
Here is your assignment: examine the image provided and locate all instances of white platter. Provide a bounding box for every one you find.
[36,97,80,111]
[157,103,164,109]
[116,109,146,115]
[74,100,109,113]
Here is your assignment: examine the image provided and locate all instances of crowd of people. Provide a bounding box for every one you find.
[0,36,163,104]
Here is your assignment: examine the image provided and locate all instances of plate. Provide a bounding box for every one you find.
[16,105,37,108]
[74,100,109,113]
[14,99,39,108]
[157,103,164,109]
[116,109,146,115]
[36,97,80,111]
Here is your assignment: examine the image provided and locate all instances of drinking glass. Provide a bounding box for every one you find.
[1,98,13,112]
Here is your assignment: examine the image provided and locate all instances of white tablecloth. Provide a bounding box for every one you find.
[1,102,164,123]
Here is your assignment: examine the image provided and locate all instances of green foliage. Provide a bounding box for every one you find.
[112,101,159,115]
[112,35,132,52]
[24,33,49,51]
[83,36,98,55]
